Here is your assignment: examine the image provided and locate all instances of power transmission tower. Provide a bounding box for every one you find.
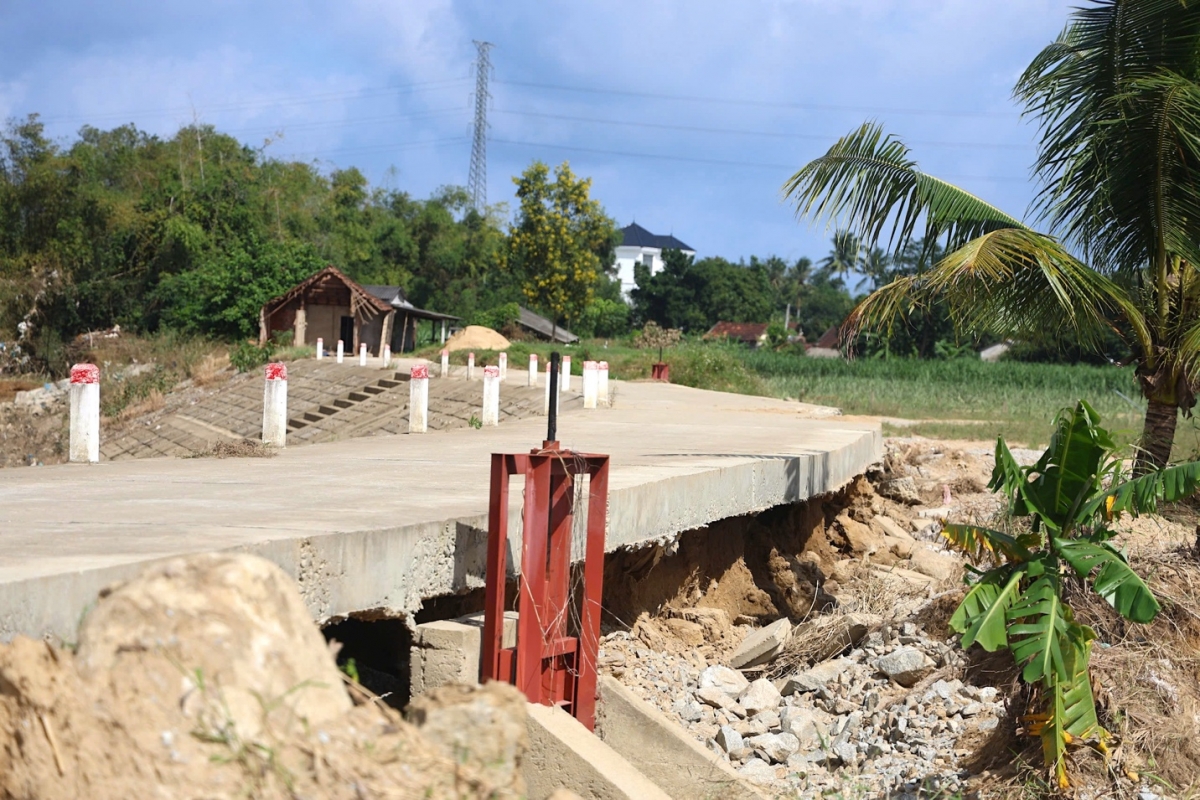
[468,40,493,212]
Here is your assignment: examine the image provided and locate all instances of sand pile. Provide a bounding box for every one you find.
[444,325,510,353]
[0,553,528,800]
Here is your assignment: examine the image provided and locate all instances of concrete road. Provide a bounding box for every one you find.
[0,377,880,641]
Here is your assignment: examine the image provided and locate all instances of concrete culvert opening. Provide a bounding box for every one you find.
[322,615,412,709]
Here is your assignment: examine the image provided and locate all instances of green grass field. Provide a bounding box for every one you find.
[739,351,1153,450]
[416,337,1200,457]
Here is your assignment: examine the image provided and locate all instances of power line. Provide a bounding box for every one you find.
[490,137,1031,182]
[36,78,470,126]
[271,136,468,161]
[491,108,1033,151]
[468,41,493,211]
[494,79,1016,119]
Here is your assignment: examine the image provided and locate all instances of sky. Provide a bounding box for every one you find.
[0,0,1077,265]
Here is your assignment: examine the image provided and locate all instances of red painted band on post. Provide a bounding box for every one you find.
[441,349,448,356]
[484,365,500,377]
[411,364,429,379]
[598,361,608,369]
[265,362,287,381]
[70,364,100,384]
[584,361,598,370]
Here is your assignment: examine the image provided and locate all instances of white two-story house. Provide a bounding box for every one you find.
[613,222,695,299]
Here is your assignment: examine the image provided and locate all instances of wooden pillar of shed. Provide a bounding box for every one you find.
[295,299,307,347]
[379,310,395,358]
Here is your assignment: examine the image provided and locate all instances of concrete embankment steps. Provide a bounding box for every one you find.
[101,359,579,459]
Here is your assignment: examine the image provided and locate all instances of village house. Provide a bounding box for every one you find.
[259,266,459,355]
[613,222,695,298]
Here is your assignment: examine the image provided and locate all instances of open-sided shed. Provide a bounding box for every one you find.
[260,267,460,355]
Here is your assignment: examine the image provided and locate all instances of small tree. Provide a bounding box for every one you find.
[633,321,681,364]
[507,161,618,337]
[945,401,1200,787]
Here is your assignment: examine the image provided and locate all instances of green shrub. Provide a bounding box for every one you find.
[230,340,274,373]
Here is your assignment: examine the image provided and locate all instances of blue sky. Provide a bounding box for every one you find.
[0,1,1075,265]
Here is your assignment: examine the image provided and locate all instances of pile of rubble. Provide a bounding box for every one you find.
[600,612,1003,797]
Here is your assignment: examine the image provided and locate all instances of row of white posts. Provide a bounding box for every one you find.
[313,338,392,369]
[65,352,612,461]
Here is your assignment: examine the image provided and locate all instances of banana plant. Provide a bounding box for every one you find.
[944,400,1200,788]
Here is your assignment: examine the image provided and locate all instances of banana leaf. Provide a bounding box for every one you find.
[1057,538,1161,623]
[1079,460,1200,521]
[1007,572,1071,685]
[1022,402,1110,532]
[949,567,1025,651]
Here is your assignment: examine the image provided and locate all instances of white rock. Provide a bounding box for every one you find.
[699,664,749,696]
[729,617,792,669]
[715,725,743,754]
[874,647,934,687]
[738,678,782,716]
[748,731,800,763]
[910,545,960,581]
[780,707,827,749]
[696,686,733,708]
[782,657,852,694]
[737,757,778,786]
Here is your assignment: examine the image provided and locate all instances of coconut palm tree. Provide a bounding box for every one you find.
[783,0,1200,471]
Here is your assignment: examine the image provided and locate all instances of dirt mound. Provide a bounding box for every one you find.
[444,325,510,353]
[0,553,527,799]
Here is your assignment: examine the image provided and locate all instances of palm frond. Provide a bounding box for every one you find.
[782,122,1024,256]
[842,227,1147,349]
[1018,3,1200,275]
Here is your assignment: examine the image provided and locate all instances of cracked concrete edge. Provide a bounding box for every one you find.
[0,428,880,643]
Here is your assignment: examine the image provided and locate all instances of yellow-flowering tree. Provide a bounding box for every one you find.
[508,161,618,336]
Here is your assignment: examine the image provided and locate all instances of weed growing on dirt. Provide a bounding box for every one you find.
[189,440,277,459]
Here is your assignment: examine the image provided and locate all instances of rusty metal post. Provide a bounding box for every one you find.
[482,435,609,730]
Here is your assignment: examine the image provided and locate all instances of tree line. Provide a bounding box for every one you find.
[0,115,886,369]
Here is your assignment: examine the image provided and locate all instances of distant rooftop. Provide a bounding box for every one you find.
[705,321,769,345]
[620,222,693,252]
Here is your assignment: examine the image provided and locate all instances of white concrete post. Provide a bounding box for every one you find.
[68,363,100,463]
[316,338,324,360]
[529,353,538,387]
[482,366,500,426]
[441,348,449,378]
[262,362,288,448]
[583,360,599,409]
[468,352,475,380]
[598,360,610,407]
[499,352,507,381]
[561,356,571,392]
[336,339,345,363]
[382,344,392,368]
[543,362,552,415]
[358,342,367,366]
[409,364,429,433]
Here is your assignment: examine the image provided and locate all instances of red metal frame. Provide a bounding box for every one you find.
[482,440,609,730]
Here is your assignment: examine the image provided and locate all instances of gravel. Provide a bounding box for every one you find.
[598,618,1005,797]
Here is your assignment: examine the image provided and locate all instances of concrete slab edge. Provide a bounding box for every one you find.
[0,428,880,643]
[595,675,768,800]
[524,701,672,800]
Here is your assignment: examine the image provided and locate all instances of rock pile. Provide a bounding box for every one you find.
[600,617,1003,797]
